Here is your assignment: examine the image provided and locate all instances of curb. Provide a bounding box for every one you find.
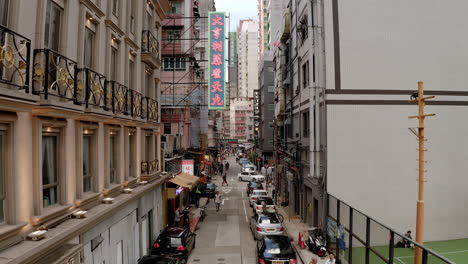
[292,242,307,264]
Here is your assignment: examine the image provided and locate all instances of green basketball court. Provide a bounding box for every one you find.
[348,238,468,264]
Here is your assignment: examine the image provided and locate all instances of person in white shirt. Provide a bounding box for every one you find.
[325,253,336,264]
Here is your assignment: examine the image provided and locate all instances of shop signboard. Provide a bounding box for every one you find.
[208,12,227,109]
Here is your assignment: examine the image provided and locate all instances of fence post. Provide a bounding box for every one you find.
[422,249,428,264]
[349,208,353,264]
[389,231,394,264]
[73,65,78,104]
[336,200,340,259]
[365,217,370,264]
[25,41,31,93]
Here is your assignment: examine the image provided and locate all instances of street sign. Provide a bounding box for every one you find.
[182,159,194,175]
[208,12,227,109]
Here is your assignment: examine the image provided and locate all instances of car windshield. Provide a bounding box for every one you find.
[259,214,280,224]
[264,237,294,255]
[206,183,216,188]
[254,191,268,196]
[250,183,263,187]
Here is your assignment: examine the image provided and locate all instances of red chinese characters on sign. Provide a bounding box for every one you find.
[211,27,222,40]
[211,54,223,66]
[211,41,223,52]
[211,68,221,79]
[211,14,224,26]
[211,81,223,92]
[211,94,224,106]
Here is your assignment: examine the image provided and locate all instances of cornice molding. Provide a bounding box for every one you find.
[79,0,105,18]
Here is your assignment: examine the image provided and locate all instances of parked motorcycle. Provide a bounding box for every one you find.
[305,228,327,257]
[199,205,206,222]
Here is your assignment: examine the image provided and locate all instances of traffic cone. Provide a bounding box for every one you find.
[298,232,306,249]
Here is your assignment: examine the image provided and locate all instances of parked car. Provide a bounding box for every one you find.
[256,235,298,264]
[238,171,265,182]
[151,227,196,261]
[198,183,216,198]
[239,157,249,165]
[253,197,276,214]
[249,189,269,206]
[250,212,284,240]
[246,182,264,195]
[138,255,185,264]
[241,164,257,173]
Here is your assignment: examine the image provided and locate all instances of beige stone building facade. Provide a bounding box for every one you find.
[0,0,170,263]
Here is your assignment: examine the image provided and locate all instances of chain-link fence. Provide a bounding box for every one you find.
[327,194,455,264]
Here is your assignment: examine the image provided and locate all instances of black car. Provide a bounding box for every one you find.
[138,255,185,264]
[247,182,264,195]
[198,183,217,198]
[256,235,298,264]
[151,227,196,261]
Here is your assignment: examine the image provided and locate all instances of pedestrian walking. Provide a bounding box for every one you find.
[174,207,181,227]
[222,171,228,186]
[214,191,222,212]
[325,253,336,264]
[225,161,230,171]
[309,257,318,264]
[219,163,224,176]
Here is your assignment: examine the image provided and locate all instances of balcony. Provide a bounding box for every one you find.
[141,159,159,178]
[128,89,143,118]
[76,68,108,110]
[147,97,159,121]
[235,119,246,124]
[141,30,160,68]
[109,81,129,115]
[0,24,31,92]
[33,49,77,102]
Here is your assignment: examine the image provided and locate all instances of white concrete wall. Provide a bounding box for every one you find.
[327,104,468,241]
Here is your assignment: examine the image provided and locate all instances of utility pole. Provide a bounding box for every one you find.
[409,81,435,264]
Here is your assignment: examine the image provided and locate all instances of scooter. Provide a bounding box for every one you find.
[199,205,207,221]
[305,228,327,257]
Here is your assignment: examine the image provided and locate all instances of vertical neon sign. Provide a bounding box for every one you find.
[208,12,226,109]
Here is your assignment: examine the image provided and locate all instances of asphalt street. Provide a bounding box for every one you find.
[187,156,258,264]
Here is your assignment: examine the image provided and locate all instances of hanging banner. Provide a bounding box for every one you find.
[208,12,226,109]
[182,159,194,175]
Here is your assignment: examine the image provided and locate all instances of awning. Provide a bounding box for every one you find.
[168,172,199,190]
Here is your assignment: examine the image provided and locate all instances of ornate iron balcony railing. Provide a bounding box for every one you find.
[128,89,143,118]
[76,68,108,109]
[141,30,159,58]
[147,97,159,121]
[0,24,31,91]
[109,81,129,115]
[141,159,158,175]
[33,49,77,101]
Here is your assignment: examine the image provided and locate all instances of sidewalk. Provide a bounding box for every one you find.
[277,206,328,264]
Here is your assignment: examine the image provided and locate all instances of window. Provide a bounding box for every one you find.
[42,135,59,207]
[267,86,275,93]
[302,61,309,89]
[303,111,310,137]
[163,57,186,71]
[116,240,123,264]
[112,0,119,16]
[0,0,8,26]
[268,103,275,111]
[164,123,171,134]
[166,30,181,43]
[145,70,151,97]
[145,10,152,30]
[129,59,135,90]
[169,1,182,14]
[44,0,62,51]
[145,134,152,161]
[312,54,316,83]
[129,132,135,178]
[0,129,6,223]
[111,48,117,80]
[84,28,95,68]
[83,135,92,193]
[109,134,117,184]
[129,1,135,33]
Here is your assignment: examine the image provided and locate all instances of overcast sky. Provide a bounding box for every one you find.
[215,0,258,31]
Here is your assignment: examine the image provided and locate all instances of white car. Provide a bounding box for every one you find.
[238,172,265,182]
[241,164,256,173]
[249,189,269,206]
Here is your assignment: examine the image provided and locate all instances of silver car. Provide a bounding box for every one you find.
[250,212,285,240]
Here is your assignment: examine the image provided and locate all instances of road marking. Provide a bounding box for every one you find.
[242,200,248,223]
[221,197,229,205]
[242,191,244,198]
[221,188,231,194]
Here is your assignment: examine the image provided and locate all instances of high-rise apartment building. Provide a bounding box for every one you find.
[237,20,258,99]
[0,0,169,262]
[258,0,269,57]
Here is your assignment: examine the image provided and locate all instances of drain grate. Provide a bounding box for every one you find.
[217,259,225,261]
[193,259,200,262]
